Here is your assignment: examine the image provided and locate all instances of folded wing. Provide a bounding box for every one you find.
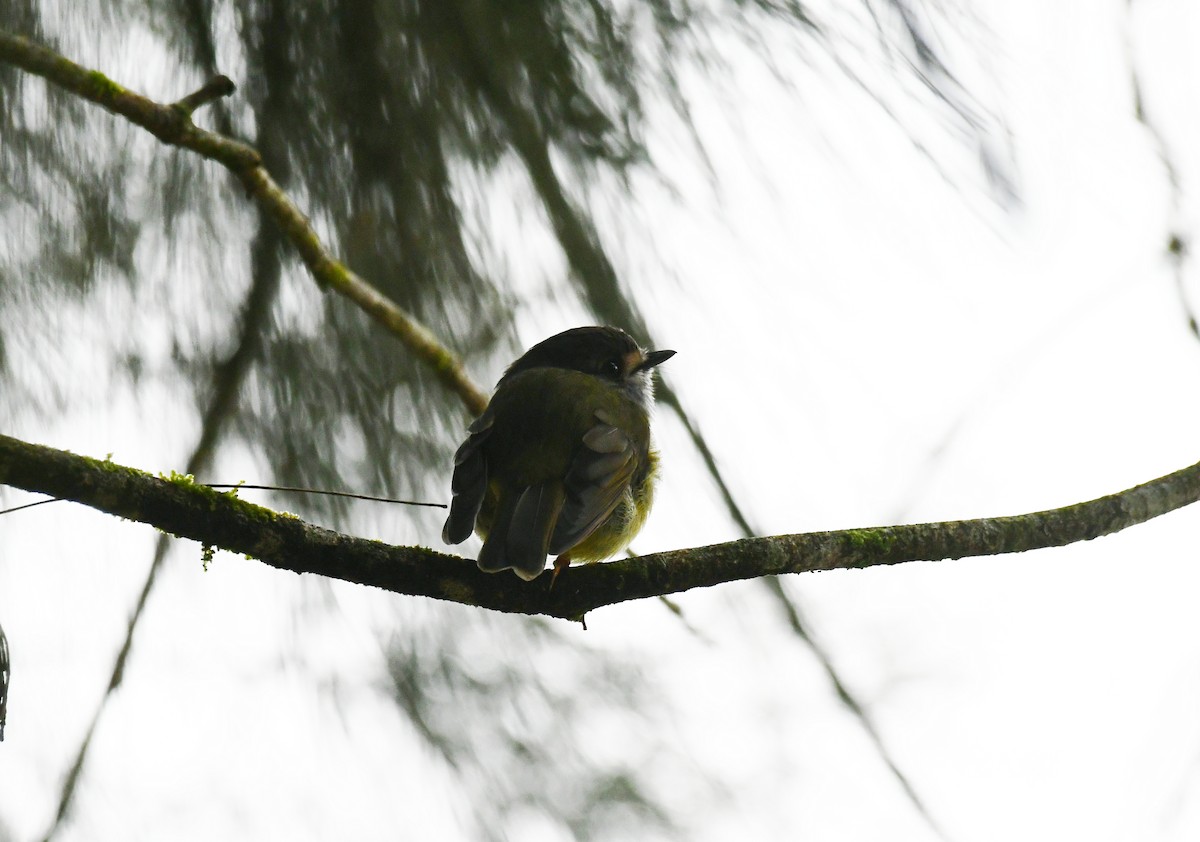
[549,410,637,556]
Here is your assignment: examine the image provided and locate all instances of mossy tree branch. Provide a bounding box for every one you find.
[0,30,488,416]
[3,433,1198,620]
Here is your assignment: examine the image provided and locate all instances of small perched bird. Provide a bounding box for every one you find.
[443,326,674,581]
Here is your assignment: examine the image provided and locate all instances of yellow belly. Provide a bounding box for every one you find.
[567,449,658,562]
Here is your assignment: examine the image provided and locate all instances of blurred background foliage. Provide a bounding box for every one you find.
[0,0,998,839]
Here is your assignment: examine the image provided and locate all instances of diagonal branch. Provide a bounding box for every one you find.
[3,433,1198,620]
[0,30,487,416]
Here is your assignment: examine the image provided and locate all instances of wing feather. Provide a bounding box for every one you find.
[505,481,567,580]
[549,415,637,556]
[441,410,494,544]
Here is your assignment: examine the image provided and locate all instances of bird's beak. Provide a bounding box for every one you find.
[638,349,676,371]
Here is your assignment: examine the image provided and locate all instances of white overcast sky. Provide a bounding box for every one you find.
[4,1,1200,841]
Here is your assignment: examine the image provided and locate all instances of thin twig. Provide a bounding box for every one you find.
[171,74,235,116]
[203,484,446,508]
[0,496,56,515]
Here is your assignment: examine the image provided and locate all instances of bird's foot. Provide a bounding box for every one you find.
[549,554,572,591]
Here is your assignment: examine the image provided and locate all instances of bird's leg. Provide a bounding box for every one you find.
[549,554,572,590]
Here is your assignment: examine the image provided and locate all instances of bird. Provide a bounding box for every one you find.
[442,326,674,582]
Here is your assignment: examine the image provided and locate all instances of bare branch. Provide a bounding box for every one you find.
[3,433,1198,620]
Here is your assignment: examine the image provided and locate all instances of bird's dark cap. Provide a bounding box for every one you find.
[500,326,669,384]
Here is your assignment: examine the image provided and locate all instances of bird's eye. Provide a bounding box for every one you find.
[602,359,622,378]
